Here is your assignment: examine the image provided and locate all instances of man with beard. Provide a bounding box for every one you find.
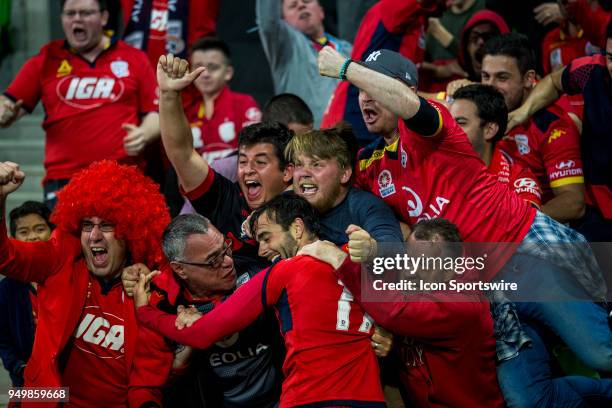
[481,33,585,223]
[135,193,386,407]
[318,44,612,407]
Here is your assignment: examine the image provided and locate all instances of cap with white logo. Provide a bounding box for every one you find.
[359,49,418,87]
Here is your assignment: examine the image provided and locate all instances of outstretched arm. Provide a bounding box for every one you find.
[507,68,564,131]
[136,269,266,349]
[319,46,421,120]
[157,55,209,192]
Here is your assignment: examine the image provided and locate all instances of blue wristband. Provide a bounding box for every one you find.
[339,58,352,80]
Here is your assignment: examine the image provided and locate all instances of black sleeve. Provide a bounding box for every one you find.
[403,97,442,137]
[188,170,244,235]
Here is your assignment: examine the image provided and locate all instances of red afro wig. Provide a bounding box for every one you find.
[51,160,170,268]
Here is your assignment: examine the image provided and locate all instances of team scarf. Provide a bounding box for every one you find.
[123,0,190,58]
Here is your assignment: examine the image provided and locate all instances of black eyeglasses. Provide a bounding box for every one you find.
[177,238,233,269]
[81,220,115,232]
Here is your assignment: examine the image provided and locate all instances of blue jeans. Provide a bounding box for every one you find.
[496,253,612,407]
[497,323,612,408]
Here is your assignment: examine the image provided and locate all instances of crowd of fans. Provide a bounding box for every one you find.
[0,0,611,407]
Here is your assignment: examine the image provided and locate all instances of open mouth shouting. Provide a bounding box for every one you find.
[299,181,318,197]
[362,106,380,125]
[90,246,109,267]
[244,180,263,202]
[72,26,88,42]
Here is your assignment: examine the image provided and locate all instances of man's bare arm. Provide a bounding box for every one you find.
[318,46,421,120]
[542,183,586,222]
[157,55,209,192]
[508,68,565,131]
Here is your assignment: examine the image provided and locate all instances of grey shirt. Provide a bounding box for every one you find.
[256,0,352,127]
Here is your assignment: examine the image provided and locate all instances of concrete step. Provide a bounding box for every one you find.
[0,139,45,164]
[0,115,45,142]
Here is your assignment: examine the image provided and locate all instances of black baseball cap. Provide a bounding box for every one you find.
[358,49,418,87]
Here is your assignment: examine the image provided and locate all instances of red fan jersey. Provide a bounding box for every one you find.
[183,85,261,162]
[355,100,535,279]
[138,255,385,407]
[498,104,584,203]
[489,147,542,207]
[61,277,128,407]
[4,39,158,182]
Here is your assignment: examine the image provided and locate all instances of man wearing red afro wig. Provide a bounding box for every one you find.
[0,160,173,408]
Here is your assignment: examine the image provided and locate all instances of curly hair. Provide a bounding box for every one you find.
[51,161,170,267]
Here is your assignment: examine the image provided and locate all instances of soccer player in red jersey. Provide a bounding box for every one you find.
[449,84,542,207]
[0,0,160,209]
[135,193,385,408]
[301,219,505,408]
[0,160,173,408]
[317,45,612,407]
[481,33,585,222]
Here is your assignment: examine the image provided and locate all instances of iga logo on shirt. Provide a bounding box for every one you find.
[74,308,124,359]
[58,76,125,109]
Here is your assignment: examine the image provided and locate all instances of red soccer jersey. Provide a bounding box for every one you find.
[498,104,584,203]
[355,100,535,279]
[183,85,261,162]
[4,39,158,182]
[489,147,542,207]
[62,276,128,407]
[138,255,385,408]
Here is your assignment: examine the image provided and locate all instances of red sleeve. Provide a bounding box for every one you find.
[137,270,266,348]
[510,164,542,208]
[4,54,44,112]
[335,258,485,339]
[0,221,65,283]
[189,0,220,44]
[135,50,159,113]
[127,323,173,408]
[541,114,584,189]
[379,0,424,33]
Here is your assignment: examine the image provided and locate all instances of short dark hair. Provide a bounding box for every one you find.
[262,93,314,127]
[453,84,508,141]
[249,192,320,240]
[483,33,536,75]
[9,201,54,237]
[412,218,462,243]
[607,18,612,40]
[238,122,294,170]
[190,36,231,64]
[61,0,108,11]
